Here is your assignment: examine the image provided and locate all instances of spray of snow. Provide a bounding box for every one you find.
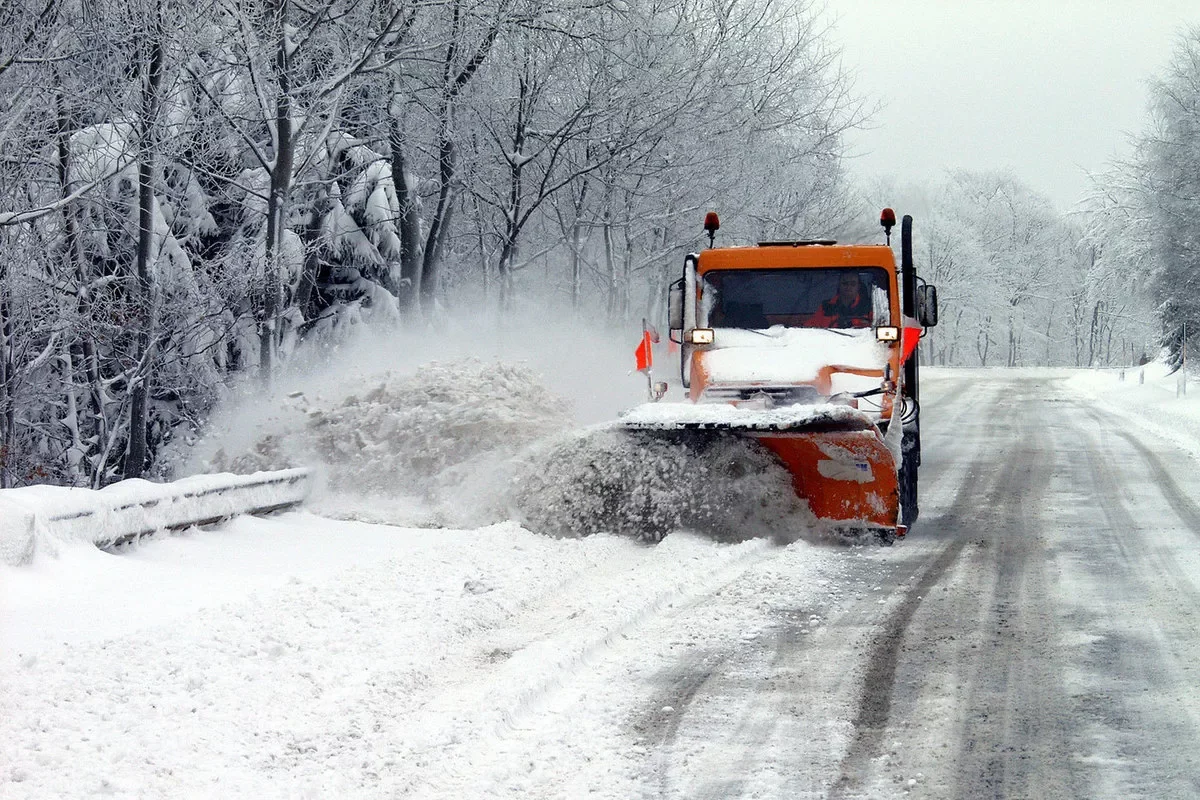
[184,315,817,541]
[202,359,570,525]
[508,429,815,543]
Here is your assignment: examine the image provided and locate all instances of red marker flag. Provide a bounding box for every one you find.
[635,330,653,372]
[902,326,922,363]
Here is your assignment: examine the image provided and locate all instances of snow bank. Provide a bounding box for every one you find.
[1067,361,1200,458]
[0,469,310,567]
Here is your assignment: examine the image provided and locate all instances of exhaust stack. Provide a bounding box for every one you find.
[901,215,918,403]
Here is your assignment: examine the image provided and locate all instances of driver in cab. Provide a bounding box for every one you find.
[810,272,873,328]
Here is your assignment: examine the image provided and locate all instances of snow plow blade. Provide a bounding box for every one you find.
[619,403,900,538]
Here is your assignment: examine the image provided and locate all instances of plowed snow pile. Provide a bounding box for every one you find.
[208,358,809,540]
[510,429,814,542]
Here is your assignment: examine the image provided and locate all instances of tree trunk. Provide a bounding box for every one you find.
[125,4,165,480]
[1088,301,1101,367]
[569,220,584,309]
[495,72,530,312]
[419,124,454,311]
[1044,309,1054,365]
[57,94,110,485]
[61,340,84,480]
[418,0,500,313]
[0,258,11,489]
[473,193,491,302]
[389,114,422,310]
[293,204,324,318]
[1007,318,1017,367]
[977,316,991,366]
[261,0,293,382]
[566,176,591,310]
[602,215,616,319]
[619,224,633,320]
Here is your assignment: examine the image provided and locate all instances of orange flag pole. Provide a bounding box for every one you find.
[635,319,660,400]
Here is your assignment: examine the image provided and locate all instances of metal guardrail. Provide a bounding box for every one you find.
[0,469,312,567]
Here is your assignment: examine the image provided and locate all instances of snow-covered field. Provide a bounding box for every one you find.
[5,363,1200,798]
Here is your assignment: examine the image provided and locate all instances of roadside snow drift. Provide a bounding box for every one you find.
[0,470,310,567]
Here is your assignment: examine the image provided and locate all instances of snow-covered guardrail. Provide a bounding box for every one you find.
[0,469,311,567]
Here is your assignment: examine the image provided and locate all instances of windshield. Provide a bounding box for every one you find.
[701,267,891,329]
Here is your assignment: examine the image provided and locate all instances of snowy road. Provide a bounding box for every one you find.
[6,370,1200,798]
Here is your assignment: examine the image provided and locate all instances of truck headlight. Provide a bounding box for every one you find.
[687,328,714,345]
[875,326,899,342]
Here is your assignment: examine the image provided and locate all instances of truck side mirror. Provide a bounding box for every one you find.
[917,285,939,327]
[668,279,684,331]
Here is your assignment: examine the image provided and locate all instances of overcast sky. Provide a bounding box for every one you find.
[829,1,1200,211]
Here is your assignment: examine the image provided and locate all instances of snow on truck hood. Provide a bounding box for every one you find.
[618,401,873,431]
[700,326,889,384]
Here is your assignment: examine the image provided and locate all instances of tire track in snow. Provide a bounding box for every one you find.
[828,539,968,797]
[1114,424,1200,539]
[1077,404,1200,595]
[631,649,728,799]
[945,391,1079,800]
[686,620,833,800]
[1058,407,1200,797]
[634,381,1002,800]
[827,438,997,795]
[635,561,868,800]
[396,536,781,798]
[832,379,1079,799]
[905,378,1007,528]
[821,382,1013,797]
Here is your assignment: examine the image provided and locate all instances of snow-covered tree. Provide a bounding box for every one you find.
[906,170,1090,367]
[0,0,869,485]
[1134,25,1200,367]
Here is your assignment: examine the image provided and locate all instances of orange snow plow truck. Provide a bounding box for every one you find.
[622,210,938,543]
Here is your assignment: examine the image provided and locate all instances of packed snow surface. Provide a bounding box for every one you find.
[701,327,888,384]
[0,515,864,798]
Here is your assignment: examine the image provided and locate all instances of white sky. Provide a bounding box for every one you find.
[829,1,1200,211]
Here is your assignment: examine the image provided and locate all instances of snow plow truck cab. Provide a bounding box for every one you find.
[622,211,938,543]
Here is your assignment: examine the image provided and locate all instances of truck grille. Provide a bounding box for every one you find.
[702,386,821,406]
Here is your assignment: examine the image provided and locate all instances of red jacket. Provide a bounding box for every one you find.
[811,290,872,328]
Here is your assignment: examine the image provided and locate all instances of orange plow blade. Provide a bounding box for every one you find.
[752,429,898,531]
[618,402,902,541]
